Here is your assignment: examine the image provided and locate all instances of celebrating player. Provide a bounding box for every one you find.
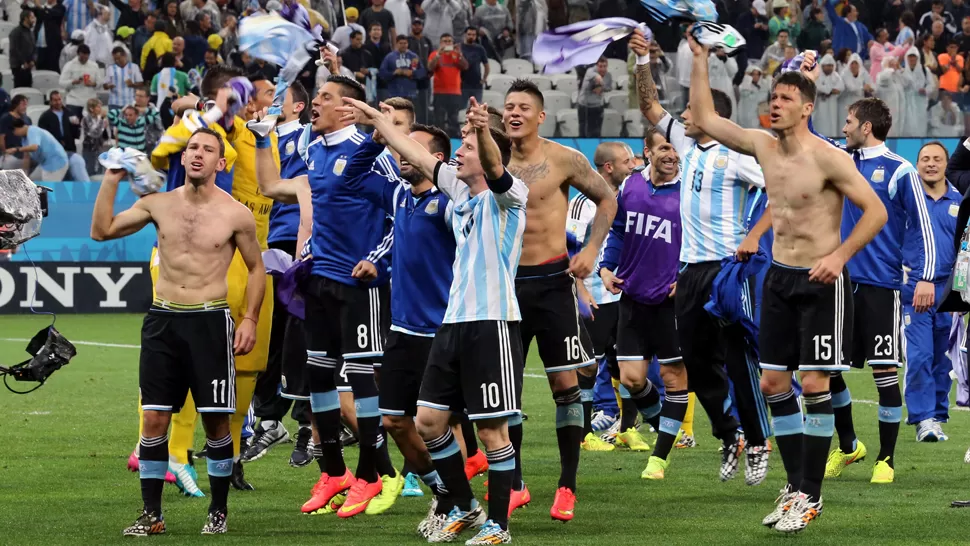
[92,129,266,536]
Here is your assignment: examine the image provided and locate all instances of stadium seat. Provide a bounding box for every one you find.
[606,91,629,113]
[0,55,9,71]
[483,90,504,107]
[539,116,556,137]
[487,74,516,94]
[550,73,578,92]
[502,58,534,78]
[1,69,11,87]
[544,90,571,114]
[32,70,60,92]
[624,109,645,138]
[0,21,14,40]
[531,75,553,91]
[601,109,623,137]
[615,75,629,90]
[1,38,8,55]
[571,91,578,105]
[607,58,627,81]
[458,109,467,124]
[488,58,501,77]
[26,104,46,121]
[557,109,579,137]
[12,87,45,106]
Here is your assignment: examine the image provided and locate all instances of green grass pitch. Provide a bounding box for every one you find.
[2,313,970,545]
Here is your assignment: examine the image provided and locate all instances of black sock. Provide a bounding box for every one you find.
[350,393,380,482]
[138,434,168,514]
[578,371,596,437]
[205,434,233,513]
[374,426,396,477]
[307,355,346,477]
[486,444,515,531]
[653,389,688,460]
[801,391,834,502]
[425,429,474,511]
[619,385,638,431]
[313,444,326,473]
[829,372,857,453]
[508,413,524,490]
[629,380,662,430]
[553,386,583,491]
[874,370,902,468]
[402,459,415,477]
[766,389,803,490]
[461,414,480,457]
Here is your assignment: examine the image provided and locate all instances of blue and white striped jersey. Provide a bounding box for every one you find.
[568,193,620,305]
[104,62,142,107]
[433,163,528,323]
[656,113,765,264]
[842,143,933,289]
[902,180,962,285]
[64,0,93,35]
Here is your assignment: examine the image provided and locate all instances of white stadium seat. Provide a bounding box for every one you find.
[606,91,629,113]
[624,109,644,138]
[0,55,9,71]
[543,90,571,114]
[487,74,516,94]
[606,58,627,81]
[615,75,629,90]
[26,104,46,121]
[0,21,15,40]
[550,73,578,92]
[482,90,504,108]
[488,58,501,77]
[531,75,553,91]
[502,58,534,78]
[557,109,579,137]
[539,116,556,137]
[601,109,623,137]
[12,87,45,106]
[32,70,61,92]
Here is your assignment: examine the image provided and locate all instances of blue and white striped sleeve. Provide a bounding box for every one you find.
[897,166,936,282]
[365,215,394,265]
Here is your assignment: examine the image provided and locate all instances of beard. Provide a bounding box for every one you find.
[401,167,424,185]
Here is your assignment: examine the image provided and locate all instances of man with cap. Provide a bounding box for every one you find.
[333,8,366,51]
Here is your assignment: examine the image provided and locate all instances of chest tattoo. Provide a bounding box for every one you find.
[509,159,551,187]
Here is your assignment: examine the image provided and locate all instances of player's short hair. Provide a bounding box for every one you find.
[643,127,667,151]
[383,97,416,126]
[918,140,948,158]
[593,141,627,167]
[848,98,891,141]
[326,75,366,103]
[485,127,512,166]
[710,89,733,119]
[506,79,545,109]
[411,123,452,158]
[486,105,504,132]
[188,127,226,159]
[10,94,27,109]
[772,71,817,104]
[201,64,245,98]
[289,80,310,123]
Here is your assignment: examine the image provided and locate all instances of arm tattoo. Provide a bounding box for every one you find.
[636,62,660,119]
[568,150,616,250]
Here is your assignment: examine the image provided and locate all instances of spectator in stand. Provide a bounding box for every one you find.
[197,12,216,38]
[799,7,831,53]
[920,0,956,34]
[869,27,912,80]
[132,12,156,67]
[38,90,89,181]
[876,56,905,136]
[897,11,917,46]
[85,5,115,66]
[141,20,173,70]
[423,0,463,44]
[577,56,611,138]
[920,33,941,72]
[341,30,374,86]
[516,0,543,59]
[64,0,94,36]
[736,0,770,61]
[27,0,67,73]
[183,20,209,68]
[60,30,84,71]
[952,0,970,27]
[114,26,136,60]
[428,33,467,137]
[408,17,434,123]
[360,0,395,46]
[459,27,488,106]
[104,47,144,112]
[812,53,844,137]
[738,64,768,129]
[839,52,873,115]
[474,0,513,45]
[133,88,162,151]
[954,16,970,56]
[386,0,411,41]
[181,0,221,31]
[171,36,187,69]
[379,35,425,102]
[10,118,69,182]
[495,26,515,60]
[81,97,108,174]
[710,47,738,120]
[828,1,874,60]
[938,40,964,92]
[108,103,159,152]
[364,22,391,66]
[901,46,932,137]
[768,0,800,44]
[676,27,692,110]
[162,1,185,37]
[109,0,145,32]
[930,89,965,135]
[60,45,103,117]
[218,15,237,59]
[0,95,32,169]
[151,53,190,105]
[10,11,37,88]
[332,7,365,50]
[761,28,790,75]
[452,0,473,41]
[931,19,952,55]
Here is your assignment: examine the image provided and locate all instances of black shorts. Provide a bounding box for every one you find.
[759,262,853,372]
[850,283,902,368]
[302,276,390,365]
[379,330,435,416]
[616,295,682,364]
[675,261,732,366]
[583,300,619,359]
[516,258,595,373]
[418,321,524,420]
[139,301,235,414]
[280,314,309,400]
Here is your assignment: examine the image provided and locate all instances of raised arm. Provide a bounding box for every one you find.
[563,146,617,278]
[628,29,665,126]
[689,34,768,156]
[250,115,309,204]
[90,169,155,241]
[344,135,403,214]
[231,205,265,356]
[810,146,888,283]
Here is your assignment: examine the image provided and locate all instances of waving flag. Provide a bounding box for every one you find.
[533,18,651,74]
[640,0,717,23]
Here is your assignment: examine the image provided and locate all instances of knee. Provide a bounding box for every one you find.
[548,369,577,393]
[619,368,645,393]
[798,371,831,393]
[577,363,597,379]
[660,364,687,389]
[475,420,509,450]
[415,409,447,441]
[382,414,410,434]
[142,411,170,436]
[760,374,788,396]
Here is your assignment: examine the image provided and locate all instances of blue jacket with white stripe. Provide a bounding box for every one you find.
[902,180,963,288]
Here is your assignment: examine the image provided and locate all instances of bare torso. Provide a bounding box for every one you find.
[152,186,244,303]
[758,137,844,268]
[508,139,572,266]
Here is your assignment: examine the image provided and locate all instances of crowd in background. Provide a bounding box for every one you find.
[0,0,968,182]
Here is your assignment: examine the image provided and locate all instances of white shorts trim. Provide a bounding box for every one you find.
[416,400,452,411]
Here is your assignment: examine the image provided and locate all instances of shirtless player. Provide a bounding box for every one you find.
[687,34,887,533]
[501,79,617,521]
[91,129,266,536]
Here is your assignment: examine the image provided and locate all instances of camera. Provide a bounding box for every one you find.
[0,170,51,251]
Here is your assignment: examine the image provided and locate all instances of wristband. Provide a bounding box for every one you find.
[637,54,650,66]
[255,134,271,149]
